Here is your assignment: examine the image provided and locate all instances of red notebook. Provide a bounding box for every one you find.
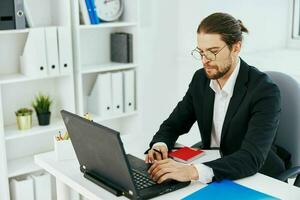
[168,147,205,163]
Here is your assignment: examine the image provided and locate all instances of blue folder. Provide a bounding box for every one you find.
[182,180,279,200]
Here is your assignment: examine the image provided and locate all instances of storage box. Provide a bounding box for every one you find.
[10,176,34,200]
[31,172,52,200]
[54,137,76,161]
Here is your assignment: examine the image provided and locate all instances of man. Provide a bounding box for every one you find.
[145,12,285,184]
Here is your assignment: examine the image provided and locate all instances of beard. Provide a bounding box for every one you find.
[204,63,231,80]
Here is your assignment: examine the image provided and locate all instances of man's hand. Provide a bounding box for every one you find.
[145,145,168,163]
[148,159,199,183]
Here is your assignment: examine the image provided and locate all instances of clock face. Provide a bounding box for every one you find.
[95,0,123,21]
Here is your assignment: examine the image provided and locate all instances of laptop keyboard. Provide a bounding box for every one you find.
[132,169,156,190]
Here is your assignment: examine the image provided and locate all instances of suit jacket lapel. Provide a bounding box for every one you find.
[221,59,249,142]
[202,82,215,148]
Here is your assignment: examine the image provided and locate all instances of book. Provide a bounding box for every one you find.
[182,180,279,200]
[168,147,205,163]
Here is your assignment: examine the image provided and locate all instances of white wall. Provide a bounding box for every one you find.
[137,0,292,145]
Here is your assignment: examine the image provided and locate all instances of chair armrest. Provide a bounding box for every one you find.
[276,166,300,182]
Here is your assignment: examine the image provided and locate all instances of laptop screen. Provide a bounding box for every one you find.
[61,110,136,196]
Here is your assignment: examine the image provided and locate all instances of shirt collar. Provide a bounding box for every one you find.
[209,58,241,97]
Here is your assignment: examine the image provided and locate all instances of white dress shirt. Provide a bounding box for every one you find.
[153,58,241,183]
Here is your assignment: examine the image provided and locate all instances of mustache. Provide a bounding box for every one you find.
[204,64,217,69]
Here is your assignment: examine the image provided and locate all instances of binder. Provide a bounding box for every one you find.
[123,70,135,113]
[79,0,91,25]
[0,0,25,30]
[10,177,35,200]
[14,0,26,29]
[23,0,52,27]
[111,72,124,115]
[88,73,113,117]
[20,28,48,77]
[57,27,73,75]
[31,173,52,200]
[90,0,100,24]
[45,27,60,76]
[85,0,95,24]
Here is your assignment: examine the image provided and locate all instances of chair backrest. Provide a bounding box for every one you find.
[265,71,300,168]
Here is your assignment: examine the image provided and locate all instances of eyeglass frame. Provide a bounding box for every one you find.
[191,44,228,61]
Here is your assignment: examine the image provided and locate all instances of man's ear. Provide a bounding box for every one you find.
[232,41,242,54]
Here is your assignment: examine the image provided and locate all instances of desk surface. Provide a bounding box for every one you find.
[35,135,300,200]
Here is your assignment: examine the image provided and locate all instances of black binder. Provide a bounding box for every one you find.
[0,0,25,30]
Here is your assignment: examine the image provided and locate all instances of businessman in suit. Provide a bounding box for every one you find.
[145,12,285,184]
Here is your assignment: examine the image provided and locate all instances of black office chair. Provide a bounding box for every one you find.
[265,71,300,187]
[191,71,300,187]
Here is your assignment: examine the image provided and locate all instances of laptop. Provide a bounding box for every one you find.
[61,110,190,200]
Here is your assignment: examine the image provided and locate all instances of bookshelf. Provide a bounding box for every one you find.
[0,0,75,199]
[71,0,139,122]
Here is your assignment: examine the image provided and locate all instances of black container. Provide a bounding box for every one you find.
[37,112,51,126]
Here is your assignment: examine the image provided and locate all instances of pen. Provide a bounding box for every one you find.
[153,148,163,158]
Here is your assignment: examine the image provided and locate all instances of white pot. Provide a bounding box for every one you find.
[54,136,76,161]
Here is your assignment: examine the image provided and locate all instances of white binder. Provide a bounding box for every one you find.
[78,0,91,25]
[57,27,73,75]
[10,177,34,200]
[112,72,124,115]
[20,28,47,77]
[88,73,112,117]
[31,173,52,200]
[123,70,135,113]
[45,27,60,76]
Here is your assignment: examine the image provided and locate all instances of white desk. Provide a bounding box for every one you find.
[35,135,300,200]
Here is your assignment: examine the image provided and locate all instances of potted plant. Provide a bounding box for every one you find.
[15,108,33,130]
[32,93,52,126]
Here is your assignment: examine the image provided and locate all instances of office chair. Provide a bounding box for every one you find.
[191,71,300,187]
[265,71,300,187]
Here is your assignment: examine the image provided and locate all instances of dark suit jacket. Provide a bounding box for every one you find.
[150,59,284,181]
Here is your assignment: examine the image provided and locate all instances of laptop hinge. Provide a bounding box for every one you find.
[83,171,123,196]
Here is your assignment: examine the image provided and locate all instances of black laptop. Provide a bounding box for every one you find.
[61,110,190,200]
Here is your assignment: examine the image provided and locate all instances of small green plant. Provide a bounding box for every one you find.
[32,93,52,114]
[15,108,33,116]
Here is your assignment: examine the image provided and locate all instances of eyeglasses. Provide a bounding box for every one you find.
[191,44,227,61]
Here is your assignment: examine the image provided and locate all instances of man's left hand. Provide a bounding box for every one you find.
[148,159,199,183]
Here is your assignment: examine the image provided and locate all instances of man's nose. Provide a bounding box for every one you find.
[201,56,210,65]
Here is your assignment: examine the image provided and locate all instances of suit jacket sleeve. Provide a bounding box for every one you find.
[149,72,198,149]
[204,78,281,181]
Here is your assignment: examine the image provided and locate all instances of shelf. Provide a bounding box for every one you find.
[92,111,138,122]
[5,119,65,141]
[7,156,41,178]
[0,29,29,35]
[0,73,72,85]
[81,63,137,74]
[79,22,137,30]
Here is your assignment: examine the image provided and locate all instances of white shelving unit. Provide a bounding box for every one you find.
[0,0,75,199]
[71,0,139,123]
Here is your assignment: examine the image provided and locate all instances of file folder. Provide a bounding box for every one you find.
[45,27,60,76]
[0,0,25,30]
[23,0,52,27]
[182,180,279,200]
[123,70,135,113]
[79,0,91,25]
[14,0,26,29]
[57,27,73,75]
[20,28,48,77]
[10,177,34,200]
[111,72,124,115]
[88,73,113,117]
[31,173,52,200]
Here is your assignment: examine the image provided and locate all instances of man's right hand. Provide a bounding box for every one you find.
[145,145,168,163]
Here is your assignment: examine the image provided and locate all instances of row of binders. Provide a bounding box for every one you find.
[10,172,52,200]
[20,27,73,77]
[88,70,136,118]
